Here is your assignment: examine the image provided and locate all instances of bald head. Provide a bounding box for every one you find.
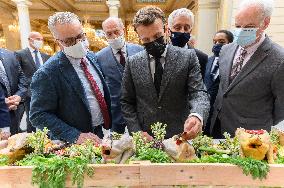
[102,17,125,39]
[28,31,44,49]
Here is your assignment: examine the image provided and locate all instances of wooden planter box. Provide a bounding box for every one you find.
[0,163,284,187]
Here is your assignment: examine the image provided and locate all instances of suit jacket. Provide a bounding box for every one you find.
[204,55,220,106]
[121,45,210,138]
[211,37,284,136]
[97,43,143,133]
[0,87,10,128]
[188,46,208,79]
[0,48,28,133]
[15,47,50,97]
[29,51,112,143]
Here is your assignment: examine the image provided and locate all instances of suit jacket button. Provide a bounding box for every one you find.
[223,93,227,98]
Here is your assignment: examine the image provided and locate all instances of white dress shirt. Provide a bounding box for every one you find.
[232,33,266,68]
[28,46,44,66]
[211,57,219,80]
[67,56,104,127]
[111,44,127,63]
[148,46,204,125]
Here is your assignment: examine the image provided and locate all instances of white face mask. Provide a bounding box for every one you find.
[107,35,125,50]
[63,40,89,59]
[33,40,43,50]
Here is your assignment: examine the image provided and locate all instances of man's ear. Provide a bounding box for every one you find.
[262,17,270,30]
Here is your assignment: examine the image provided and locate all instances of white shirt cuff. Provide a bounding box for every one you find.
[0,127,10,133]
[188,113,203,126]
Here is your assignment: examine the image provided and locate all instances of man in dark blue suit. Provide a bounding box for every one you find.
[30,12,112,144]
[203,30,234,135]
[97,17,143,134]
[0,48,28,135]
[0,87,11,139]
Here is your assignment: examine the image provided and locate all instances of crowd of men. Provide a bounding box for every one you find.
[1,0,283,144]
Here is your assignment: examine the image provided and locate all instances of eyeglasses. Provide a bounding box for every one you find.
[57,32,86,47]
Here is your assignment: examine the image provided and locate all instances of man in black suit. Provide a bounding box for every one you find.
[203,30,234,135]
[168,8,208,78]
[0,87,10,139]
[0,48,28,135]
[15,31,50,132]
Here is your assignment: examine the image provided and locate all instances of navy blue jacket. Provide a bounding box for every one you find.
[0,87,10,127]
[30,51,112,143]
[97,43,143,133]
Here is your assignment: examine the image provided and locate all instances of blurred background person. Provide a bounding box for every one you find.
[97,17,143,134]
[204,30,234,135]
[15,31,50,133]
[0,48,28,135]
[168,8,208,78]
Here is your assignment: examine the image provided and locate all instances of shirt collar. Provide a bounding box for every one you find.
[111,43,127,55]
[28,46,37,53]
[66,54,89,68]
[149,45,168,59]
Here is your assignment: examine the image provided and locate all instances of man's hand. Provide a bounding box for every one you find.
[183,116,202,140]
[76,132,102,145]
[0,132,11,140]
[5,95,21,111]
[141,132,153,141]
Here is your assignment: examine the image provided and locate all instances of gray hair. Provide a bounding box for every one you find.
[168,8,194,29]
[102,17,124,30]
[239,0,274,18]
[48,12,81,38]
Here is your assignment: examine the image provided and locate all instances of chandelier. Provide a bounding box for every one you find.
[8,22,19,32]
[0,36,6,48]
[126,24,140,44]
[83,21,108,49]
[42,44,53,55]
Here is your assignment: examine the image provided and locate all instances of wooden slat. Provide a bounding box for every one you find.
[1,163,284,187]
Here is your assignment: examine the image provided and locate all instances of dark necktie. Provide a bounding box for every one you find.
[0,65,11,96]
[154,57,163,96]
[80,58,110,129]
[229,48,247,83]
[33,50,41,69]
[210,57,219,80]
[117,50,125,67]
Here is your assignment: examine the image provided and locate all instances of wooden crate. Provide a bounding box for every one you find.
[0,163,284,187]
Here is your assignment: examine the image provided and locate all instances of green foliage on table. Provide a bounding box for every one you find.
[188,154,269,180]
[0,155,9,166]
[27,127,49,154]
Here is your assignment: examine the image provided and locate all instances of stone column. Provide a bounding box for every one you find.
[218,0,234,30]
[106,0,120,17]
[195,0,221,54]
[12,0,32,49]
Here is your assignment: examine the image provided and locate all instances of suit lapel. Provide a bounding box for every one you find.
[226,37,271,93]
[0,51,12,88]
[58,52,91,112]
[25,48,37,70]
[222,43,238,91]
[158,45,178,102]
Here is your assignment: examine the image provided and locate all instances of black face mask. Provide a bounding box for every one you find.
[170,31,191,47]
[144,36,166,58]
[212,43,223,57]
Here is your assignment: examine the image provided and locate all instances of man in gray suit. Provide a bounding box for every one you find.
[121,6,209,139]
[15,31,50,132]
[97,17,143,134]
[211,0,284,138]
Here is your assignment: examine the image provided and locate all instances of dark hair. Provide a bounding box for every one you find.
[216,30,234,43]
[133,6,166,31]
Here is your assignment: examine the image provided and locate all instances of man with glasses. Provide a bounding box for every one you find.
[29,12,112,144]
[121,6,209,140]
[210,0,284,138]
[97,17,143,134]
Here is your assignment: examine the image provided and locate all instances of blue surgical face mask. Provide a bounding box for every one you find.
[170,31,191,47]
[233,28,258,47]
[212,43,223,57]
